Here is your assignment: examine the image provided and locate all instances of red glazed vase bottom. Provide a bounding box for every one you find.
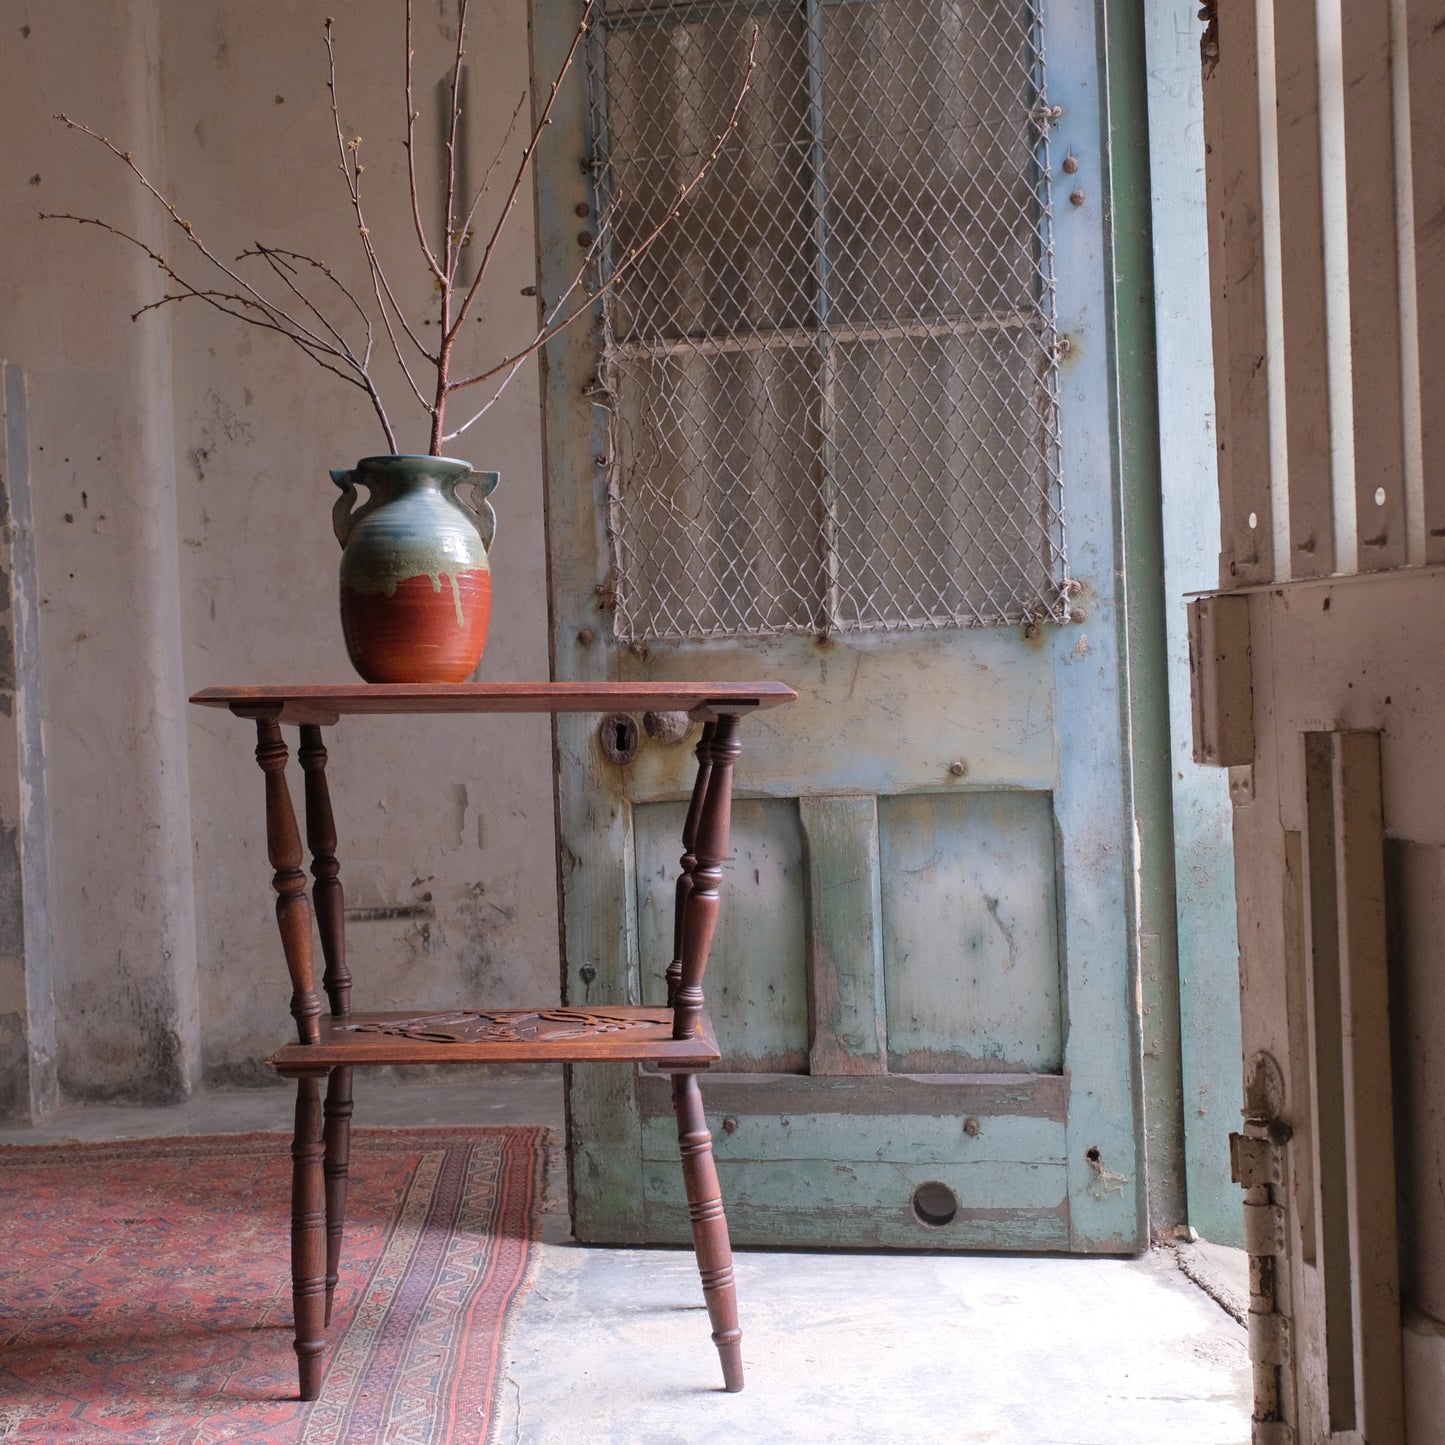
[340,568,493,684]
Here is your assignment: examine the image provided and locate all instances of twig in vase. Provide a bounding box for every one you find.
[40,4,757,458]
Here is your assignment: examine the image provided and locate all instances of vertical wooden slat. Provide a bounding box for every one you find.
[1302,732,1357,1434]
[1304,730,1404,1443]
[1282,830,1315,1264]
[1203,1,1277,585]
[1343,0,1408,571]
[1272,2,1335,577]
[1313,0,1360,575]
[800,795,885,1076]
[1407,0,1445,562]
[1330,730,1404,1444]
[1390,0,1427,566]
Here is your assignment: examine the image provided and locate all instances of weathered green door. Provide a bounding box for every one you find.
[532,0,1142,1251]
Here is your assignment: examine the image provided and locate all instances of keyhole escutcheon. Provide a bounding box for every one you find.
[599,712,641,765]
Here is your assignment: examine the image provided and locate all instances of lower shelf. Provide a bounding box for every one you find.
[268,1005,720,1069]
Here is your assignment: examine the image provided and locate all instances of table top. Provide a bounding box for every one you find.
[190,681,797,726]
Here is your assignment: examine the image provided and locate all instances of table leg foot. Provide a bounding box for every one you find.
[291,1072,329,1400]
[322,1065,354,1327]
[671,1069,744,1393]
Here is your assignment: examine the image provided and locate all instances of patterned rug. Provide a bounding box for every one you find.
[0,1127,545,1444]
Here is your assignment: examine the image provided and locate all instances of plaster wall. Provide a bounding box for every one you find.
[0,0,556,1113]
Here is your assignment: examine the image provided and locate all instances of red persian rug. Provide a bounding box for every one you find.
[0,1127,545,1444]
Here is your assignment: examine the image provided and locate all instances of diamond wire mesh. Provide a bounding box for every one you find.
[588,0,1068,640]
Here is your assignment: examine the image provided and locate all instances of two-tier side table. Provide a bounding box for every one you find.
[189,682,795,1400]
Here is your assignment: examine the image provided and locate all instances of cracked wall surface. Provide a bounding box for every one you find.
[0,0,557,1113]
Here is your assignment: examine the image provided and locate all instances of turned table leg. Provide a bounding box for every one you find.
[321,1068,353,1326]
[299,724,351,1018]
[672,712,739,1042]
[671,1069,744,1392]
[254,720,322,1045]
[290,1069,330,1401]
[667,712,744,1389]
[299,723,354,1323]
[667,721,715,1008]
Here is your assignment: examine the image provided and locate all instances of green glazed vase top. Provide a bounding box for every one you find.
[331,454,499,684]
[332,454,499,605]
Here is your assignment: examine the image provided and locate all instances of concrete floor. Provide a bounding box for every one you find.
[1,1076,1253,1444]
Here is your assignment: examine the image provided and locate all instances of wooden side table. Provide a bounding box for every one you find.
[189,682,795,1400]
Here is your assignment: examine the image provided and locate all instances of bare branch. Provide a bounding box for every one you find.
[42,205,399,449]
[48,209,396,429]
[442,25,759,442]
[324,16,434,415]
[239,244,366,361]
[403,0,445,285]
[49,10,753,458]
[439,0,470,295]
[447,0,601,344]
[51,115,337,352]
[136,289,378,394]
[233,243,399,446]
[450,89,528,292]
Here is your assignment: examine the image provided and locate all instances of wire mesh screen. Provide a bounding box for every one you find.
[588,0,1068,640]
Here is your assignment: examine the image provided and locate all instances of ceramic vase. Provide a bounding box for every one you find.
[330,454,498,684]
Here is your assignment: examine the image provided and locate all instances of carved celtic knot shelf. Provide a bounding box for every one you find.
[268,1005,721,1069]
[341,1008,671,1045]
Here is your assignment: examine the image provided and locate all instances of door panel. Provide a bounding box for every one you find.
[639,1073,1071,1249]
[533,0,1142,1252]
[879,790,1062,1074]
[635,796,809,1072]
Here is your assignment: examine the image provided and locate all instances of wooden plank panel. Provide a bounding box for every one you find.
[879,791,1062,1073]
[1407,0,1445,562]
[643,1157,1069,1250]
[1383,840,1445,1323]
[637,1069,1068,1120]
[1305,729,1405,1440]
[1203,0,1276,584]
[1282,829,1316,1264]
[1343,0,1408,571]
[1188,593,1254,766]
[1303,730,1360,1431]
[1329,730,1404,1441]
[558,720,648,1243]
[799,796,885,1075]
[635,797,808,1071]
[640,1110,1065,1168]
[1272,0,1335,577]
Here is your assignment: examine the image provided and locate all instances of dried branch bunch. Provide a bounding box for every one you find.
[43,1,756,456]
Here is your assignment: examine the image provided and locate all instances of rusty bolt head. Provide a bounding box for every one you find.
[577,230,594,247]
[1069,189,1086,207]
[1069,607,1087,624]
[574,202,590,217]
[723,1115,739,1135]
[948,760,968,778]
[964,1116,981,1137]
[1062,152,1079,174]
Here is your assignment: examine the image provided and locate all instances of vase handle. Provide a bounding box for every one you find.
[450,469,499,553]
[330,468,359,547]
